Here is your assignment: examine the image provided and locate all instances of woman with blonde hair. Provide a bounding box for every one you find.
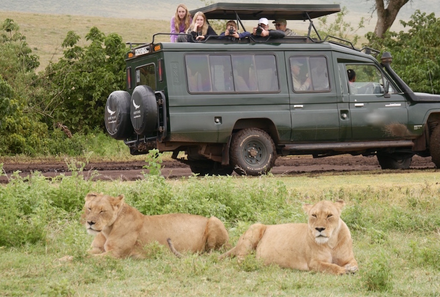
[186,11,217,41]
[170,4,192,42]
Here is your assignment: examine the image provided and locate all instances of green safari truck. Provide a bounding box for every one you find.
[104,2,440,176]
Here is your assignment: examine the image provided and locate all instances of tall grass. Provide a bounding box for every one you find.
[0,152,439,296]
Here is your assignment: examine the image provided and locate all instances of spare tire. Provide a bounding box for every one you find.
[104,90,133,140]
[130,85,158,136]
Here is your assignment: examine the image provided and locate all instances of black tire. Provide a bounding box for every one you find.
[105,90,134,140]
[230,128,276,176]
[430,125,440,167]
[189,161,234,176]
[130,85,158,136]
[377,152,412,169]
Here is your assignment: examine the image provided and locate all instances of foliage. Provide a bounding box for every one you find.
[32,27,127,135]
[366,10,440,93]
[1,170,440,295]
[0,18,52,156]
[315,6,364,46]
[360,251,393,292]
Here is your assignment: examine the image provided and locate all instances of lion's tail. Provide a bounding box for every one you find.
[167,238,183,258]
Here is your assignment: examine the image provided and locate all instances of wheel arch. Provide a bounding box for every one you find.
[232,118,280,144]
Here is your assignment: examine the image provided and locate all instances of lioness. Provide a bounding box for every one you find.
[81,192,229,258]
[220,200,358,275]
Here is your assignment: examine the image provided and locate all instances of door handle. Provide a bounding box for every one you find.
[354,103,364,107]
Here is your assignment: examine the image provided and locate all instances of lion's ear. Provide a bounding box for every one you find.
[85,192,99,202]
[111,194,125,208]
[334,200,345,210]
[302,203,312,214]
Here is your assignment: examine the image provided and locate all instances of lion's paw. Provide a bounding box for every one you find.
[344,264,358,274]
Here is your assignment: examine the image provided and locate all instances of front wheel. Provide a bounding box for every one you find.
[230,128,276,176]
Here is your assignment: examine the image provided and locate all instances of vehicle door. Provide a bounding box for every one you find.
[342,63,409,140]
[287,53,341,142]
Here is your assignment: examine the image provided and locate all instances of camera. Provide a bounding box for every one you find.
[255,26,263,36]
[228,26,235,35]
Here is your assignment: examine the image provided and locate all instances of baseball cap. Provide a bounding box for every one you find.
[258,18,269,26]
[273,18,287,24]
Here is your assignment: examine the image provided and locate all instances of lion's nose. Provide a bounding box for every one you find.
[87,221,95,226]
[315,227,325,232]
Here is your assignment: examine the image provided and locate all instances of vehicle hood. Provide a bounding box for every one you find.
[413,92,440,102]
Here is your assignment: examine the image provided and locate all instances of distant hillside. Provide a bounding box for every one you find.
[1,0,439,23]
[1,0,439,72]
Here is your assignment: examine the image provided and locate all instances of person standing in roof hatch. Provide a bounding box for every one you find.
[252,18,285,39]
[170,4,192,42]
[272,18,297,36]
[186,11,217,41]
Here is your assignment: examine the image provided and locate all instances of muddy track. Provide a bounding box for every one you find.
[0,155,436,183]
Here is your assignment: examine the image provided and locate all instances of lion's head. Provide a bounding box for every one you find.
[303,200,344,244]
[81,192,125,235]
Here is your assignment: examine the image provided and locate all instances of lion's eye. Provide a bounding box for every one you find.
[100,210,105,214]
[312,214,317,218]
[87,207,91,211]
[327,214,333,219]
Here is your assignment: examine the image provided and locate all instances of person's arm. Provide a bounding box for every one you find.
[170,17,177,42]
[268,30,285,39]
[238,31,251,39]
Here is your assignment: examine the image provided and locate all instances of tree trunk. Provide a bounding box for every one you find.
[374,0,410,38]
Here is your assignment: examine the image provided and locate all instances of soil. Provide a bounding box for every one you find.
[0,154,435,183]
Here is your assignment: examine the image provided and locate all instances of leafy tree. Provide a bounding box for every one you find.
[0,18,49,155]
[367,10,440,93]
[39,27,127,133]
[315,6,365,46]
[368,0,411,38]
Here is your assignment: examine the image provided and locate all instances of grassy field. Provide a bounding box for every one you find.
[0,11,169,72]
[1,156,439,296]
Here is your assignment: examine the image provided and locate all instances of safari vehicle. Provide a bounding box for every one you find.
[104,2,440,176]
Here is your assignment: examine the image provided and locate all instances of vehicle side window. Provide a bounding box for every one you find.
[136,64,156,91]
[186,54,279,93]
[210,55,233,91]
[186,55,211,92]
[255,55,278,92]
[290,56,330,93]
[346,64,396,95]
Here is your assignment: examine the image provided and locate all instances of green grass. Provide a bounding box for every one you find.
[1,154,440,296]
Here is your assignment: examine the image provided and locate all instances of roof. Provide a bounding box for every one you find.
[189,2,341,21]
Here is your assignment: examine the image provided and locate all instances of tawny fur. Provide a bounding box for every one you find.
[81,192,229,258]
[220,200,358,275]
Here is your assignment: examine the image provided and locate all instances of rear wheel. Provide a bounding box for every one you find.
[429,125,440,167]
[377,152,412,169]
[188,160,234,176]
[230,128,276,176]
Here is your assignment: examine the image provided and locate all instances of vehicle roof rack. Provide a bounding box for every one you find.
[189,2,340,21]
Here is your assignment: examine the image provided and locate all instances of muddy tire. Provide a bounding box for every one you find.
[130,85,158,136]
[230,128,276,176]
[105,91,134,140]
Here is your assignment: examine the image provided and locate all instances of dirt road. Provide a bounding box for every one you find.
[0,155,435,183]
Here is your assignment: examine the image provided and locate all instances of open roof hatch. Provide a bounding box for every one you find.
[189,2,341,40]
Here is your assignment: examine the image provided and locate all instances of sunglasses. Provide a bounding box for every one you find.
[275,23,282,27]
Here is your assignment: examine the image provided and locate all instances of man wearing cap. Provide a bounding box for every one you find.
[291,60,311,91]
[272,19,297,36]
[252,17,285,38]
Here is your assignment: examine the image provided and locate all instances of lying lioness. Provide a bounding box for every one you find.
[81,192,229,258]
[220,200,358,275]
